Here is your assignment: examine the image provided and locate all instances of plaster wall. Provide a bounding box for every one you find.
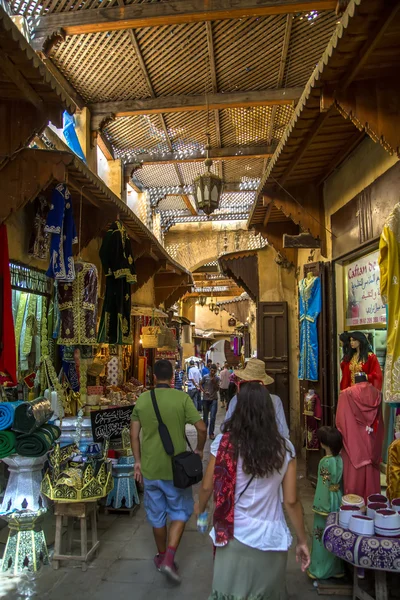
[195,301,237,333]
[258,246,300,449]
[97,147,123,199]
[132,276,156,307]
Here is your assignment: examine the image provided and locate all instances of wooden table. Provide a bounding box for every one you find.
[53,501,99,571]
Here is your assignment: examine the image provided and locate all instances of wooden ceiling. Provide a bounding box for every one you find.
[12,0,344,227]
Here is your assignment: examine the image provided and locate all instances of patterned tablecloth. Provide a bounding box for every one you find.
[323,512,400,572]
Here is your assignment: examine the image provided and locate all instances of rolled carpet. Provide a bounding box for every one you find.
[12,397,53,434]
[0,401,24,431]
[15,424,61,457]
[0,430,16,459]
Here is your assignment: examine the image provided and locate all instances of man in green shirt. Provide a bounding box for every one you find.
[130,359,206,585]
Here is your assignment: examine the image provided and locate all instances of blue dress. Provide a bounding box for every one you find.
[298,275,321,381]
[45,183,78,281]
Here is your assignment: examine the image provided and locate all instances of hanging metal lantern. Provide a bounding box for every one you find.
[193,133,223,216]
[214,306,220,316]
[208,300,216,313]
[198,295,207,307]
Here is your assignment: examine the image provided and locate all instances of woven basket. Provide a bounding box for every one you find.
[142,326,165,348]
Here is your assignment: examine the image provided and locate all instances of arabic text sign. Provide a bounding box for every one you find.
[345,250,386,328]
[90,405,135,443]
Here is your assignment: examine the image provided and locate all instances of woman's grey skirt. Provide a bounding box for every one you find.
[209,537,288,600]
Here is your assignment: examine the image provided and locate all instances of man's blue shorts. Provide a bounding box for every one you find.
[143,478,194,528]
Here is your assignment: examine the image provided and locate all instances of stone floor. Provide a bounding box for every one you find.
[0,409,352,600]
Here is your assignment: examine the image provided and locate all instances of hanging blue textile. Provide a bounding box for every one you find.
[45,183,78,281]
[298,275,321,382]
[63,112,86,163]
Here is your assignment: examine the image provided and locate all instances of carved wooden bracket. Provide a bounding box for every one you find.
[283,232,321,249]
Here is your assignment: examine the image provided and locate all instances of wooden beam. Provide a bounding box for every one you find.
[182,194,197,216]
[96,132,114,161]
[279,110,330,185]
[39,54,85,111]
[31,1,337,36]
[262,197,274,227]
[90,88,302,128]
[283,232,321,248]
[267,14,293,144]
[0,50,44,110]
[124,145,275,169]
[263,182,327,256]
[339,1,400,91]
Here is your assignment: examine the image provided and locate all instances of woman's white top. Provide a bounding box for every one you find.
[209,434,295,552]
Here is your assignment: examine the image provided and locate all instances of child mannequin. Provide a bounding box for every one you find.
[308,426,344,580]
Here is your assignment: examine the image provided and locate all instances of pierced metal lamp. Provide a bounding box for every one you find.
[193,133,223,216]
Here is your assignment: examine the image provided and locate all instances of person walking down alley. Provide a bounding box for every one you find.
[174,361,185,391]
[200,364,220,440]
[197,382,310,600]
[225,358,289,438]
[187,359,202,411]
[219,362,230,409]
[130,360,207,584]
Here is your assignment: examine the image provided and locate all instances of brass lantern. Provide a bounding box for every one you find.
[193,133,223,216]
[198,295,207,307]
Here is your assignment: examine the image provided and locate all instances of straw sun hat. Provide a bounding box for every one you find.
[233,358,274,386]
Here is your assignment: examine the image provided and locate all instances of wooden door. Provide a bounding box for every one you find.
[257,302,290,427]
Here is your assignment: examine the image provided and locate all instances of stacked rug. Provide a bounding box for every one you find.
[0,399,60,458]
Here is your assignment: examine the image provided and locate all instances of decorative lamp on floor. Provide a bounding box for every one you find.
[193,133,223,216]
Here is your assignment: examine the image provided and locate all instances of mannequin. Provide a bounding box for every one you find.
[336,380,384,502]
[340,331,382,391]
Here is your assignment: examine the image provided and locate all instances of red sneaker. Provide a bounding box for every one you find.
[154,554,164,571]
[160,562,181,584]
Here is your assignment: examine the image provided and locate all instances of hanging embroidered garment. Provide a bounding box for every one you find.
[98,221,137,345]
[45,183,78,282]
[28,195,50,260]
[57,261,98,346]
[379,202,400,402]
[0,224,17,386]
[298,275,321,382]
[304,390,322,451]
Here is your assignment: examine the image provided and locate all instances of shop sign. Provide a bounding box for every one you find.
[345,249,386,329]
[90,405,135,442]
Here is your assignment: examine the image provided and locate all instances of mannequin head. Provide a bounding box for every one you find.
[345,331,370,363]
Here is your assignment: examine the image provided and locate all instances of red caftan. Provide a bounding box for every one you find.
[340,352,382,391]
[336,382,384,502]
[0,224,17,386]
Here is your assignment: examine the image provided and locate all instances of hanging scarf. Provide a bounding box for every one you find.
[213,432,237,546]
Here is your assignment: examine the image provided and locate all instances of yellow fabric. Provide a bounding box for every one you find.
[379,203,400,402]
[386,438,400,502]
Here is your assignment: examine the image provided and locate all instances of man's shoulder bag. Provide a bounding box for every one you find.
[150,388,203,489]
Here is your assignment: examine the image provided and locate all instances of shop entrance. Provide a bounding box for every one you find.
[257,301,290,427]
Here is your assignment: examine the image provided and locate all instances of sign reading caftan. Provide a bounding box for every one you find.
[298,275,321,382]
[45,183,78,282]
[58,261,98,346]
[97,221,137,345]
[379,202,400,402]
